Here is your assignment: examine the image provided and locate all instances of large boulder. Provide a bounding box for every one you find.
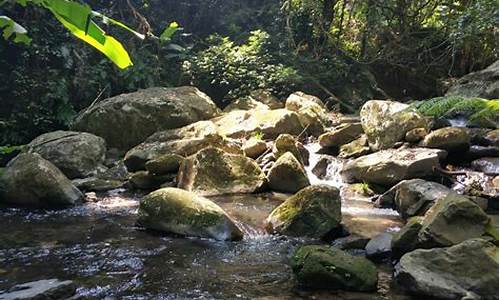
[360,100,429,150]
[177,147,266,196]
[419,127,470,152]
[338,135,371,159]
[391,216,424,258]
[267,152,310,193]
[28,131,106,179]
[446,61,499,99]
[417,193,490,248]
[242,138,268,159]
[137,188,243,241]
[340,148,446,186]
[375,179,452,219]
[223,96,270,112]
[318,123,364,148]
[291,245,378,291]
[213,109,303,139]
[249,89,283,109]
[285,92,329,136]
[265,185,340,238]
[0,153,83,208]
[72,86,220,150]
[124,121,242,172]
[395,238,499,300]
[365,232,393,261]
[272,134,305,164]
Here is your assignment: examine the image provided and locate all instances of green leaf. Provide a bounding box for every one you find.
[0,16,31,45]
[160,21,180,42]
[42,0,133,69]
[91,11,145,40]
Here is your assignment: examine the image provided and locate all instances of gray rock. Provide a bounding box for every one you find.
[318,123,364,148]
[28,131,106,179]
[446,61,499,99]
[0,279,75,300]
[338,135,371,159]
[72,86,220,150]
[391,217,424,258]
[472,157,499,175]
[267,152,310,194]
[341,148,446,186]
[395,238,499,300]
[365,232,392,261]
[285,92,329,136]
[0,153,83,208]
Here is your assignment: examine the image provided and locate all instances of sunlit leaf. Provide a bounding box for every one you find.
[0,15,31,45]
[160,21,180,42]
[42,0,132,69]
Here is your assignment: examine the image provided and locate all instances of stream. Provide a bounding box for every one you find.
[0,143,436,299]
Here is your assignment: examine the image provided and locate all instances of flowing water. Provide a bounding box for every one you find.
[0,144,410,299]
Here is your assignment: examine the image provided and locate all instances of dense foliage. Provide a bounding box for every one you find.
[0,0,498,145]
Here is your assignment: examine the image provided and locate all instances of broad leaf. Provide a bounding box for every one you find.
[0,15,31,45]
[160,21,180,42]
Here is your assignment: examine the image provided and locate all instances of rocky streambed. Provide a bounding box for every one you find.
[0,88,498,299]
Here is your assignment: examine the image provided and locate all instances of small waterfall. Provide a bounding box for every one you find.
[304,143,345,188]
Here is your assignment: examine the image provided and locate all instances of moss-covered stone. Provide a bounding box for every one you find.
[266,185,340,238]
[391,216,424,258]
[319,123,364,148]
[129,171,172,190]
[419,127,470,152]
[291,245,378,291]
[242,138,268,159]
[273,134,304,163]
[145,154,184,175]
[267,152,310,193]
[285,92,329,136]
[177,147,266,196]
[338,135,371,159]
[138,187,243,241]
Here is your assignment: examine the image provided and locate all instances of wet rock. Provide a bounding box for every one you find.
[375,179,452,219]
[419,127,470,152]
[338,135,371,159]
[484,129,499,146]
[28,131,106,179]
[395,238,499,300]
[0,153,83,208]
[72,177,124,192]
[332,235,370,250]
[178,147,266,196]
[319,123,364,148]
[291,245,378,291]
[267,152,310,193]
[391,217,424,258]
[129,171,172,190]
[472,157,499,175]
[137,188,243,241]
[311,156,334,179]
[265,185,340,238]
[465,145,499,161]
[446,60,499,99]
[467,128,496,146]
[0,279,76,300]
[285,92,329,136]
[417,193,490,248]
[72,86,220,150]
[213,109,303,139]
[360,100,429,150]
[365,232,392,261]
[340,148,446,186]
[145,154,184,175]
[243,138,268,159]
[223,96,270,112]
[124,121,242,172]
[405,127,428,143]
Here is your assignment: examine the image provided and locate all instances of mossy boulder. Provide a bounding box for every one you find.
[360,100,429,150]
[391,216,424,258]
[145,154,184,175]
[446,60,499,99]
[124,121,242,172]
[419,127,470,152]
[265,185,340,238]
[341,148,446,186]
[28,131,106,179]
[272,134,304,164]
[417,193,490,248]
[395,238,499,300]
[137,188,243,241]
[291,245,378,291]
[129,171,172,190]
[267,152,310,193]
[285,92,329,136]
[0,153,83,208]
[72,86,221,150]
[405,127,428,143]
[213,109,303,139]
[338,135,371,159]
[319,123,364,148]
[177,147,266,196]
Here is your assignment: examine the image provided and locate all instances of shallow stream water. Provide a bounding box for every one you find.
[0,144,419,299]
